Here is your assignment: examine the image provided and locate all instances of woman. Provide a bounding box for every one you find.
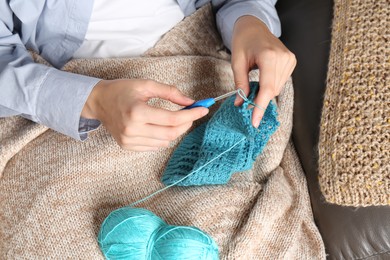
[0,0,296,151]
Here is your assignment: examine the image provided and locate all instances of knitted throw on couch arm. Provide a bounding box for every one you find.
[318,0,389,206]
[162,82,279,186]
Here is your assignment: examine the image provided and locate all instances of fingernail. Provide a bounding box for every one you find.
[234,98,242,106]
[202,108,209,116]
[253,118,261,128]
[185,96,194,102]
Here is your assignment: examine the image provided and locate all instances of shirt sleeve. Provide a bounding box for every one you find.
[0,3,101,141]
[214,0,281,50]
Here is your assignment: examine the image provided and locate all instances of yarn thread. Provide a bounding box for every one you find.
[129,136,246,207]
[237,88,266,112]
[98,136,246,260]
[131,84,277,205]
[162,82,279,186]
[98,207,219,259]
[98,82,279,260]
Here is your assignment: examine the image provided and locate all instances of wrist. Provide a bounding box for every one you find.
[81,79,106,120]
[234,15,270,36]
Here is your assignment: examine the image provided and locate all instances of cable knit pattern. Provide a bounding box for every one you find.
[163,82,279,186]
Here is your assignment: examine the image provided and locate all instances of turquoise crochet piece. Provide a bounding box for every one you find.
[162,82,279,186]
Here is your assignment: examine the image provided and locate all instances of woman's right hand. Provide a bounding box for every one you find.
[81,79,209,151]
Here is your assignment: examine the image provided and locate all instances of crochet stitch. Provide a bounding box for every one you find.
[162,82,279,186]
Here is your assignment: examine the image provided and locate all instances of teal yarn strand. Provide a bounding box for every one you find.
[98,137,245,260]
[98,208,219,260]
[98,82,279,260]
[98,136,246,259]
[129,136,246,207]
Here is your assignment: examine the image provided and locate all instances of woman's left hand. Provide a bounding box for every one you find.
[231,15,296,128]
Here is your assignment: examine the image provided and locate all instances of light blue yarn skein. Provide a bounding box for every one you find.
[98,207,219,260]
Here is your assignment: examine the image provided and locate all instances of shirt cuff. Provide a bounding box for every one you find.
[216,1,281,50]
[35,69,101,141]
[79,117,101,140]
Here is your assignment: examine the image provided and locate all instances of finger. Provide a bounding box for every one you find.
[146,122,193,141]
[276,65,293,97]
[231,56,250,106]
[141,105,209,126]
[144,81,194,106]
[277,53,296,90]
[124,122,193,141]
[251,55,277,127]
[251,86,273,128]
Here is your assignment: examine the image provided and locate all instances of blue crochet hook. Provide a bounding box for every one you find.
[183,90,238,109]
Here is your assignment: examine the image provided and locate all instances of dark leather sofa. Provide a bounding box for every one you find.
[275,0,390,259]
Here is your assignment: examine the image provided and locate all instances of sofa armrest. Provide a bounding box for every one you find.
[275,0,390,258]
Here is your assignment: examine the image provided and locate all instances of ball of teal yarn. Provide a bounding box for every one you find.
[98,207,219,260]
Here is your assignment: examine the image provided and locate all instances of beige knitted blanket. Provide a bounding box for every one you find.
[0,5,324,259]
[319,0,390,207]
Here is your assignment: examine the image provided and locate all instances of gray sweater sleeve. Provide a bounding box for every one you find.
[0,0,100,140]
[178,0,281,50]
[215,0,281,50]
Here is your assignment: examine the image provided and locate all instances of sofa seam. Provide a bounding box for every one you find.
[354,249,390,260]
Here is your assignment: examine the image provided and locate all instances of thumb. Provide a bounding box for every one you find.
[232,59,250,106]
[146,81,194,106]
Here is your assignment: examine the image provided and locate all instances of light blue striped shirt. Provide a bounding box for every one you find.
[0,0,280,140]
